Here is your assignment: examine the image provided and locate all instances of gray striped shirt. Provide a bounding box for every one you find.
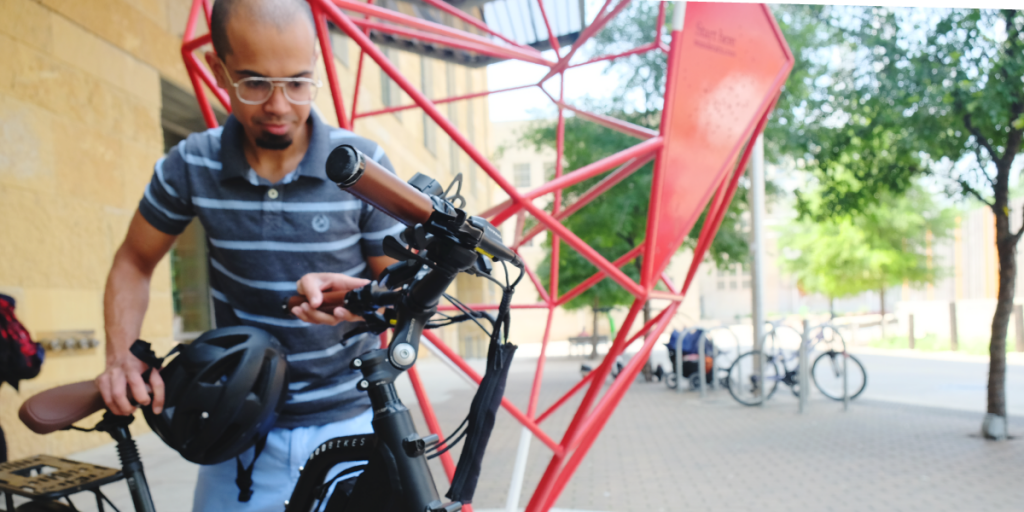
[139,111,402,428]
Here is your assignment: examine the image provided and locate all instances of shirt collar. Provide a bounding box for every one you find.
[219,110,331,183]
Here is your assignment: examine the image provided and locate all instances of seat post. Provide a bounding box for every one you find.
[96,413,156,512]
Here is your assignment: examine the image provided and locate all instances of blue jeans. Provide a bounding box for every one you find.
[192,408,374,511]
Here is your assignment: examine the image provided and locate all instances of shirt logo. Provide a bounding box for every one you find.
[311,214,330,233]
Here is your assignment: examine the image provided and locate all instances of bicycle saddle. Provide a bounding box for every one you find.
[19,380,106,434]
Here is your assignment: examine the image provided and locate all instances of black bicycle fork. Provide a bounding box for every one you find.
[285,349,461,512]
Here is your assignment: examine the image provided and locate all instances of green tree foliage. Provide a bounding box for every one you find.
[519,2,751,314]
[780,183,955,305]
[770,7,1023,435]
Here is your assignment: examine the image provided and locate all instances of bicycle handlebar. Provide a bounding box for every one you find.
[326,144,435,226]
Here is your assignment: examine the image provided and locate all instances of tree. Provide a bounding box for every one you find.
[770,7,1023,438]
[780,183,956,331]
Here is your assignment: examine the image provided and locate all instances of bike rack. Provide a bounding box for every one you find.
[179,1,793,509]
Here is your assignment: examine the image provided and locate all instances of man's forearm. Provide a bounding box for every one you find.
[103,249,153,361]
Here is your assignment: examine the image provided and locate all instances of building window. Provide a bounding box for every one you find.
[729,281,737,290]
[514,163,531,187]
[742,280,751,289]
[329,30,349,68]
[450,139,460,177]
[381,48,401,120]
[717,281,725,291]
[420,56,435,154]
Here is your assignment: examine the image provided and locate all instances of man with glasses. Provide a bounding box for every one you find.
[95,0,402,509]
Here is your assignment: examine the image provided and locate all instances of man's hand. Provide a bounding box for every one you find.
[292,273,371,326]
[96,353,165,416]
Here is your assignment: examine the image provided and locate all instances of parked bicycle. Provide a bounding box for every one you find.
[6,146,522,512]
[725,320,867,406]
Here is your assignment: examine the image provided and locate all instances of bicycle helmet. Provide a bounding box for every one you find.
[143,326,288,465]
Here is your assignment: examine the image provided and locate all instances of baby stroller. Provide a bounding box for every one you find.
[663,328,714,390]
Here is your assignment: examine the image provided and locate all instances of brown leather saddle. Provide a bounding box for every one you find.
[18,381,107,435]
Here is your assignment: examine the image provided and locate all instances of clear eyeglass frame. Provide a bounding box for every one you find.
[219,61,323,106]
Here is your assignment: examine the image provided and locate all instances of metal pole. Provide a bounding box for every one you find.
[909,313,915,350]
[799,319,809,414]
[1015,305,1024,352]
[676,329,685,394]
[749,134,766,404]
[949,301,958,351]
[842,350,849,412]
[505,427,532,512]
[698,330,707,398]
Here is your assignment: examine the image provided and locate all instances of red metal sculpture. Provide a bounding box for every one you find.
[180,1,793,509]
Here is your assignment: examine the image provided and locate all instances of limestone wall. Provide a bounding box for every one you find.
[0,0,491,460]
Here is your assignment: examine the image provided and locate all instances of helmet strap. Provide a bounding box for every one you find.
[235,433,269,502]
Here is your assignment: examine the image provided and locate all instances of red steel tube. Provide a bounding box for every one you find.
[535,304,671,424]
[555,245,643,307]
[347,17,551,66]
[527,309,556,418]
[489,136,663,227]
[547,95,659,140]
[419,0,538,53]
[539,301,679,511]
[329,0,552,66]
[312,6,350,129]
[355,83,536,119]
[525,299,644,512]
[522,261,551,305]
[534,0,561,54]
[535,371,594,425]
[655,0,666,41]
[538,0,632,84]
[549,80,565,303]
[567,42,657,70]
[406,364,457,480]
[183,56,220,128]
[347,0,373,129]
[419,330,564,455]
[517,154,653,246]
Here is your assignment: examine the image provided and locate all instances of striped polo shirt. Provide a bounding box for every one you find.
[139,111,403,428]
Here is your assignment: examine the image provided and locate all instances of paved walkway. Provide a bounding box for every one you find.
[18,354,1023,512]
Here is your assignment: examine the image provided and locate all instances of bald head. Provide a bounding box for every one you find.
[210,0,315,58]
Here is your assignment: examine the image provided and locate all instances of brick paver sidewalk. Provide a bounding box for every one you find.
[52,355,1024,512]
[414,357,1024,512]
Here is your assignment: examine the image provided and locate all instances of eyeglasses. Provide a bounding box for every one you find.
[219,60,322,106]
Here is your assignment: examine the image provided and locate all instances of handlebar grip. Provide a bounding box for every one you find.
[283,291,350,314]
[326,145,434,226]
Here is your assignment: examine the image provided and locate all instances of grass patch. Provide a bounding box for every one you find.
[868,334,1002,356]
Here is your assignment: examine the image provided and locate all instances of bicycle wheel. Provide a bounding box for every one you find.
[811,351,867,400]
[726,351,779,406]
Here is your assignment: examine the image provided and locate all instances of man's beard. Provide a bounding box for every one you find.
[255,132,293,150]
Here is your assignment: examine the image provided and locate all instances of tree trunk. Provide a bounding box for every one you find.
[590,297,600,360]
[829,296,835,320]
[879,287,886,340]
[984,204,1014,439]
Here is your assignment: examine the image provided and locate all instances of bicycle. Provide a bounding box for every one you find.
[8,145,523,512]
[725,320,867,406]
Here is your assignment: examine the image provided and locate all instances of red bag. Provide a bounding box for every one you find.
[0,294,44,390]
